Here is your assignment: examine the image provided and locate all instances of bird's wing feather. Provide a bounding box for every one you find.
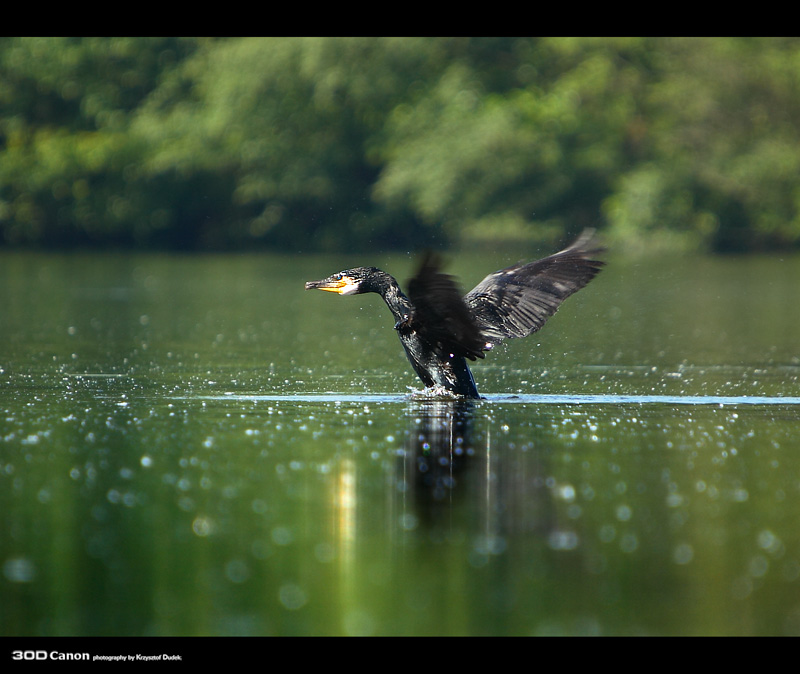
[464,229,605,345]
[406,252,486,360]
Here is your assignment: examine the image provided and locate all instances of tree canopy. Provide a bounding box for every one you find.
[2,37,799,252]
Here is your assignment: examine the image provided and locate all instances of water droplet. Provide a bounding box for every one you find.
[278,583,308,610]
[192,516,214,537]
[3,557,37,583]
[225,559,251,584]
[673,543,694,565]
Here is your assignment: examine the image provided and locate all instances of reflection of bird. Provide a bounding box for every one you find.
[403,398,476,506]
[305,230,604,398]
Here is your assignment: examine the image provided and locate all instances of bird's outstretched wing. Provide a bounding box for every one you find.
[405,252,487,361]
[464,229,605,346]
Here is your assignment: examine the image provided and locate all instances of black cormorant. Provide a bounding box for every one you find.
[305,229,604,398]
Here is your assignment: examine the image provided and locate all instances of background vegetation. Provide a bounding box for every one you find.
[2,37,799,253]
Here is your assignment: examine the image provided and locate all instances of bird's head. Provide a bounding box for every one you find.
[305,267,385,296]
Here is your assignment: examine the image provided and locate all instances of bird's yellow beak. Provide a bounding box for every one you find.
[305,276,352,294]
[318,281,347,293]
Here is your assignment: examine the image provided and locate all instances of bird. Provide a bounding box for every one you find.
[305,229,604,398]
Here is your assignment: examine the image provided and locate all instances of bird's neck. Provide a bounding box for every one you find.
[373,273,413,324]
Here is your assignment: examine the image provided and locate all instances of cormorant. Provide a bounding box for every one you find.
[305,229,604,398]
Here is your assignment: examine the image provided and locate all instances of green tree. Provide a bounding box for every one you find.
[131,37,448,250]
[374,38,651,247]
[0,37,200,246]
[605,37,800,251]
[2,37,799,253]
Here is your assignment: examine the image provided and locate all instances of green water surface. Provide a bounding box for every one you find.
[2,250,799,636]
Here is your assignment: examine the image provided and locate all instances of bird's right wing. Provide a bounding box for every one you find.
[464,229,605,346]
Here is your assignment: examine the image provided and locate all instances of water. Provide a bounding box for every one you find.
[2,250,800,635]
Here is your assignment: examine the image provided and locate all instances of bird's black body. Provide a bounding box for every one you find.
[305,230,604,398]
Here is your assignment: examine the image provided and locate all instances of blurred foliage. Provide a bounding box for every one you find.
[1,37,799,252]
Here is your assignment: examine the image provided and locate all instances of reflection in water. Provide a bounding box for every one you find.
[394,398,558,554]
[401,398,476,505]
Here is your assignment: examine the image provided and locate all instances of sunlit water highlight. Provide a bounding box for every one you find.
[193,392,800,406]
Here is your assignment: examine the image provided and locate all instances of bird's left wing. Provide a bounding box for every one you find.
[406,252,487,360]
